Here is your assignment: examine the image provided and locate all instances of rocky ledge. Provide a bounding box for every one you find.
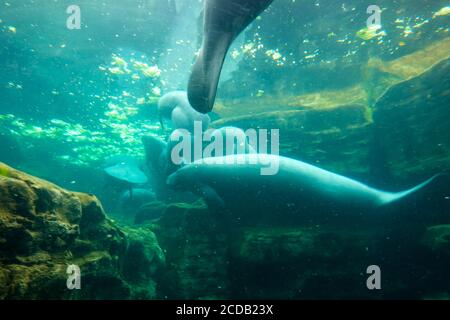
[0,162,164,299]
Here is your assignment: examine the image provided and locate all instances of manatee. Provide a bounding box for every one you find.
[158,91,210,132]
[188,0,274,113]
[167,154,446,224]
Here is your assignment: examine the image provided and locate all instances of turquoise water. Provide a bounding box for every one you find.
[1,0,450,299]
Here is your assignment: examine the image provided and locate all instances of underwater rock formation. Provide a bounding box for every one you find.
[372,57,450,182]
[230,226,375,299]
[136,194,450,299]
[120,226,165,298]
[0,162,164,299]
[228,224,450,299]
[151,201,230,299]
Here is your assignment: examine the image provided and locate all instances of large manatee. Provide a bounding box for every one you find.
[167,154,447,224]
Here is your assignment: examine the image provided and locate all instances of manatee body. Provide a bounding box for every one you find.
[167,154,443,223]
[188,0,274,113]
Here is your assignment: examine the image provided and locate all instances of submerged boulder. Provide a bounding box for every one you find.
[0,162,164,299]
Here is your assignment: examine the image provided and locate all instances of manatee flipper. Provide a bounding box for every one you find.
[188,0,274,113]
[195,182,225,211]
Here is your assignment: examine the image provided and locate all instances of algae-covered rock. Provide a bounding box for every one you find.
[0,162,164,299]
[372,58,450,181]
[121,226,165,298]
[139,199,449,299]
[216,38,450,119]
[152,201,230,299]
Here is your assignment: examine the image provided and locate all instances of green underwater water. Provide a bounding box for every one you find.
[1,0,450,299]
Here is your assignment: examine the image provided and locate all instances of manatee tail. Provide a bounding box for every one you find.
[188,0,274,113]
[378,174,446,206]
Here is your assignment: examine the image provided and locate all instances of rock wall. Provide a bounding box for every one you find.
[137,204,450,299]
[0,162,164,299]
[372,58,450,182]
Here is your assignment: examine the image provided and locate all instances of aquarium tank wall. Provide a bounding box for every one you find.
[0,0,450,300]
